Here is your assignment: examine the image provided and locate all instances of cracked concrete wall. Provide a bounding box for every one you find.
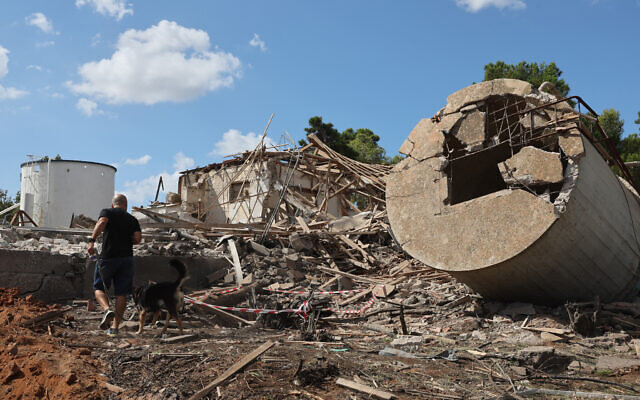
[387,79,640,304]
[0,250,227,303]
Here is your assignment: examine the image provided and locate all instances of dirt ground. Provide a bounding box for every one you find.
[0,288,105,400]
[5,282,640,400]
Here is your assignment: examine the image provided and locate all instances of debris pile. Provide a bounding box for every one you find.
[5,87,640,398]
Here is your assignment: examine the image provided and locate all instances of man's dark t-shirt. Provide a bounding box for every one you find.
[99,208,141,259]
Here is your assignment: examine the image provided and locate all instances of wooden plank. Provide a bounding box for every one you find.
[389,260,411,277]
[20,307,72,327]
[0,203,19,217]
[338,235,376,265]
[339,276,405,306]
[227,239,243,287]
[295,216,311,233]
[192,302,254,327]
[522,326,571,335]
[189,341,275,400]
[316,266,383,285]
[335,377,394,399]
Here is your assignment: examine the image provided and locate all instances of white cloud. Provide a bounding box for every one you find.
[26,65,42,71]
[121,171,179,206]
[455,0,526,12]
[0,86,28,100]
[0,45,28,100]
[36,41,55,48]
[119,151,194,205]
[68,20,242,105]
[76,97,102,116]
[91,33,102,47]
[209,129,275,157]
[0,46,8,78]
[76,0,133,21]
[173,152,195,171]
[25,12,55,34]
[249,33,267,52]
[125,154,152,166]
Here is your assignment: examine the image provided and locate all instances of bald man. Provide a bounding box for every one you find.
[88,194,142,336]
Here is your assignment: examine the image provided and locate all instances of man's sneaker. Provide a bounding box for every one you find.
[106,327,118,336]
[99,310,115,330]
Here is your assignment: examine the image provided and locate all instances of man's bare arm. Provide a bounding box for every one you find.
[132,231,142,245]
[88,217,108,255]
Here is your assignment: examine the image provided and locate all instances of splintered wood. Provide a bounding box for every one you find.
[135,132,391,241]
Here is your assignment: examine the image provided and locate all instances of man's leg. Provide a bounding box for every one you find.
[111,257,135,331]
[94,259,115,330]
[95,289,110,311]
[113,295,127,329]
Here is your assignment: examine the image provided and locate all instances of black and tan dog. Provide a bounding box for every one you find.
[134,259,188,335]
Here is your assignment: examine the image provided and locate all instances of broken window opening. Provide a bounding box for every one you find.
[446,142,511,205]
[229,181,250,203]
[484,95,528,146]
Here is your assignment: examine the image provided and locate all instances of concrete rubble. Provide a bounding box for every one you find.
[5,82,640,398]
[387,78,640,304]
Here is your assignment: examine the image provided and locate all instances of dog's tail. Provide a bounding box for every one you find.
[169,259,189,288]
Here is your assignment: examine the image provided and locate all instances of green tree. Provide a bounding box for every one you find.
[0,189,19,221]
[302,116,357,159]
[598,109,625,152]
[342,128,386,164]
[0,189,13,211]
[301,116,403,165]
[483,61,570,98]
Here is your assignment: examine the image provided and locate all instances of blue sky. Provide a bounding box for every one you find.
[1,0,639,205]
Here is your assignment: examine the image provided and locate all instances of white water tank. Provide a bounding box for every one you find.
[20,159,116,228]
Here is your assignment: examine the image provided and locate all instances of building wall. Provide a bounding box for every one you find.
[180,158,349,224]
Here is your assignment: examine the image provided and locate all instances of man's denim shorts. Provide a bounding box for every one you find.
[93,257,134,296]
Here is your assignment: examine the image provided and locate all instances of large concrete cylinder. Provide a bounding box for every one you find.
[386,79,640,304]
[20,159,116,228]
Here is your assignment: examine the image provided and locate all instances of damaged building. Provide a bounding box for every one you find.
[140,134,390,227]
[387,78,640,304]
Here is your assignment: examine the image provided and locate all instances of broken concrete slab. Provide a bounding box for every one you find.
[558,127,585,159]
[391,335,424,346]
[596,355,640,371]
[403,119,444,161]
[444,78,533,114]
[499,146,563,186]
[248,240,270,256]
[454,110,486,150]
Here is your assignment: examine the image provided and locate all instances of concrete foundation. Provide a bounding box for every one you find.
[0,249,227,303]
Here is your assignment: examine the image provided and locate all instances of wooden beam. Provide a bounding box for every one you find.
[316,266,383,285]
[227,239,243,286]
[192,303,254,326]
[295,216,311,233]
[20,307,72,327]
[338,235,376,265]
[335,377,394,399]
